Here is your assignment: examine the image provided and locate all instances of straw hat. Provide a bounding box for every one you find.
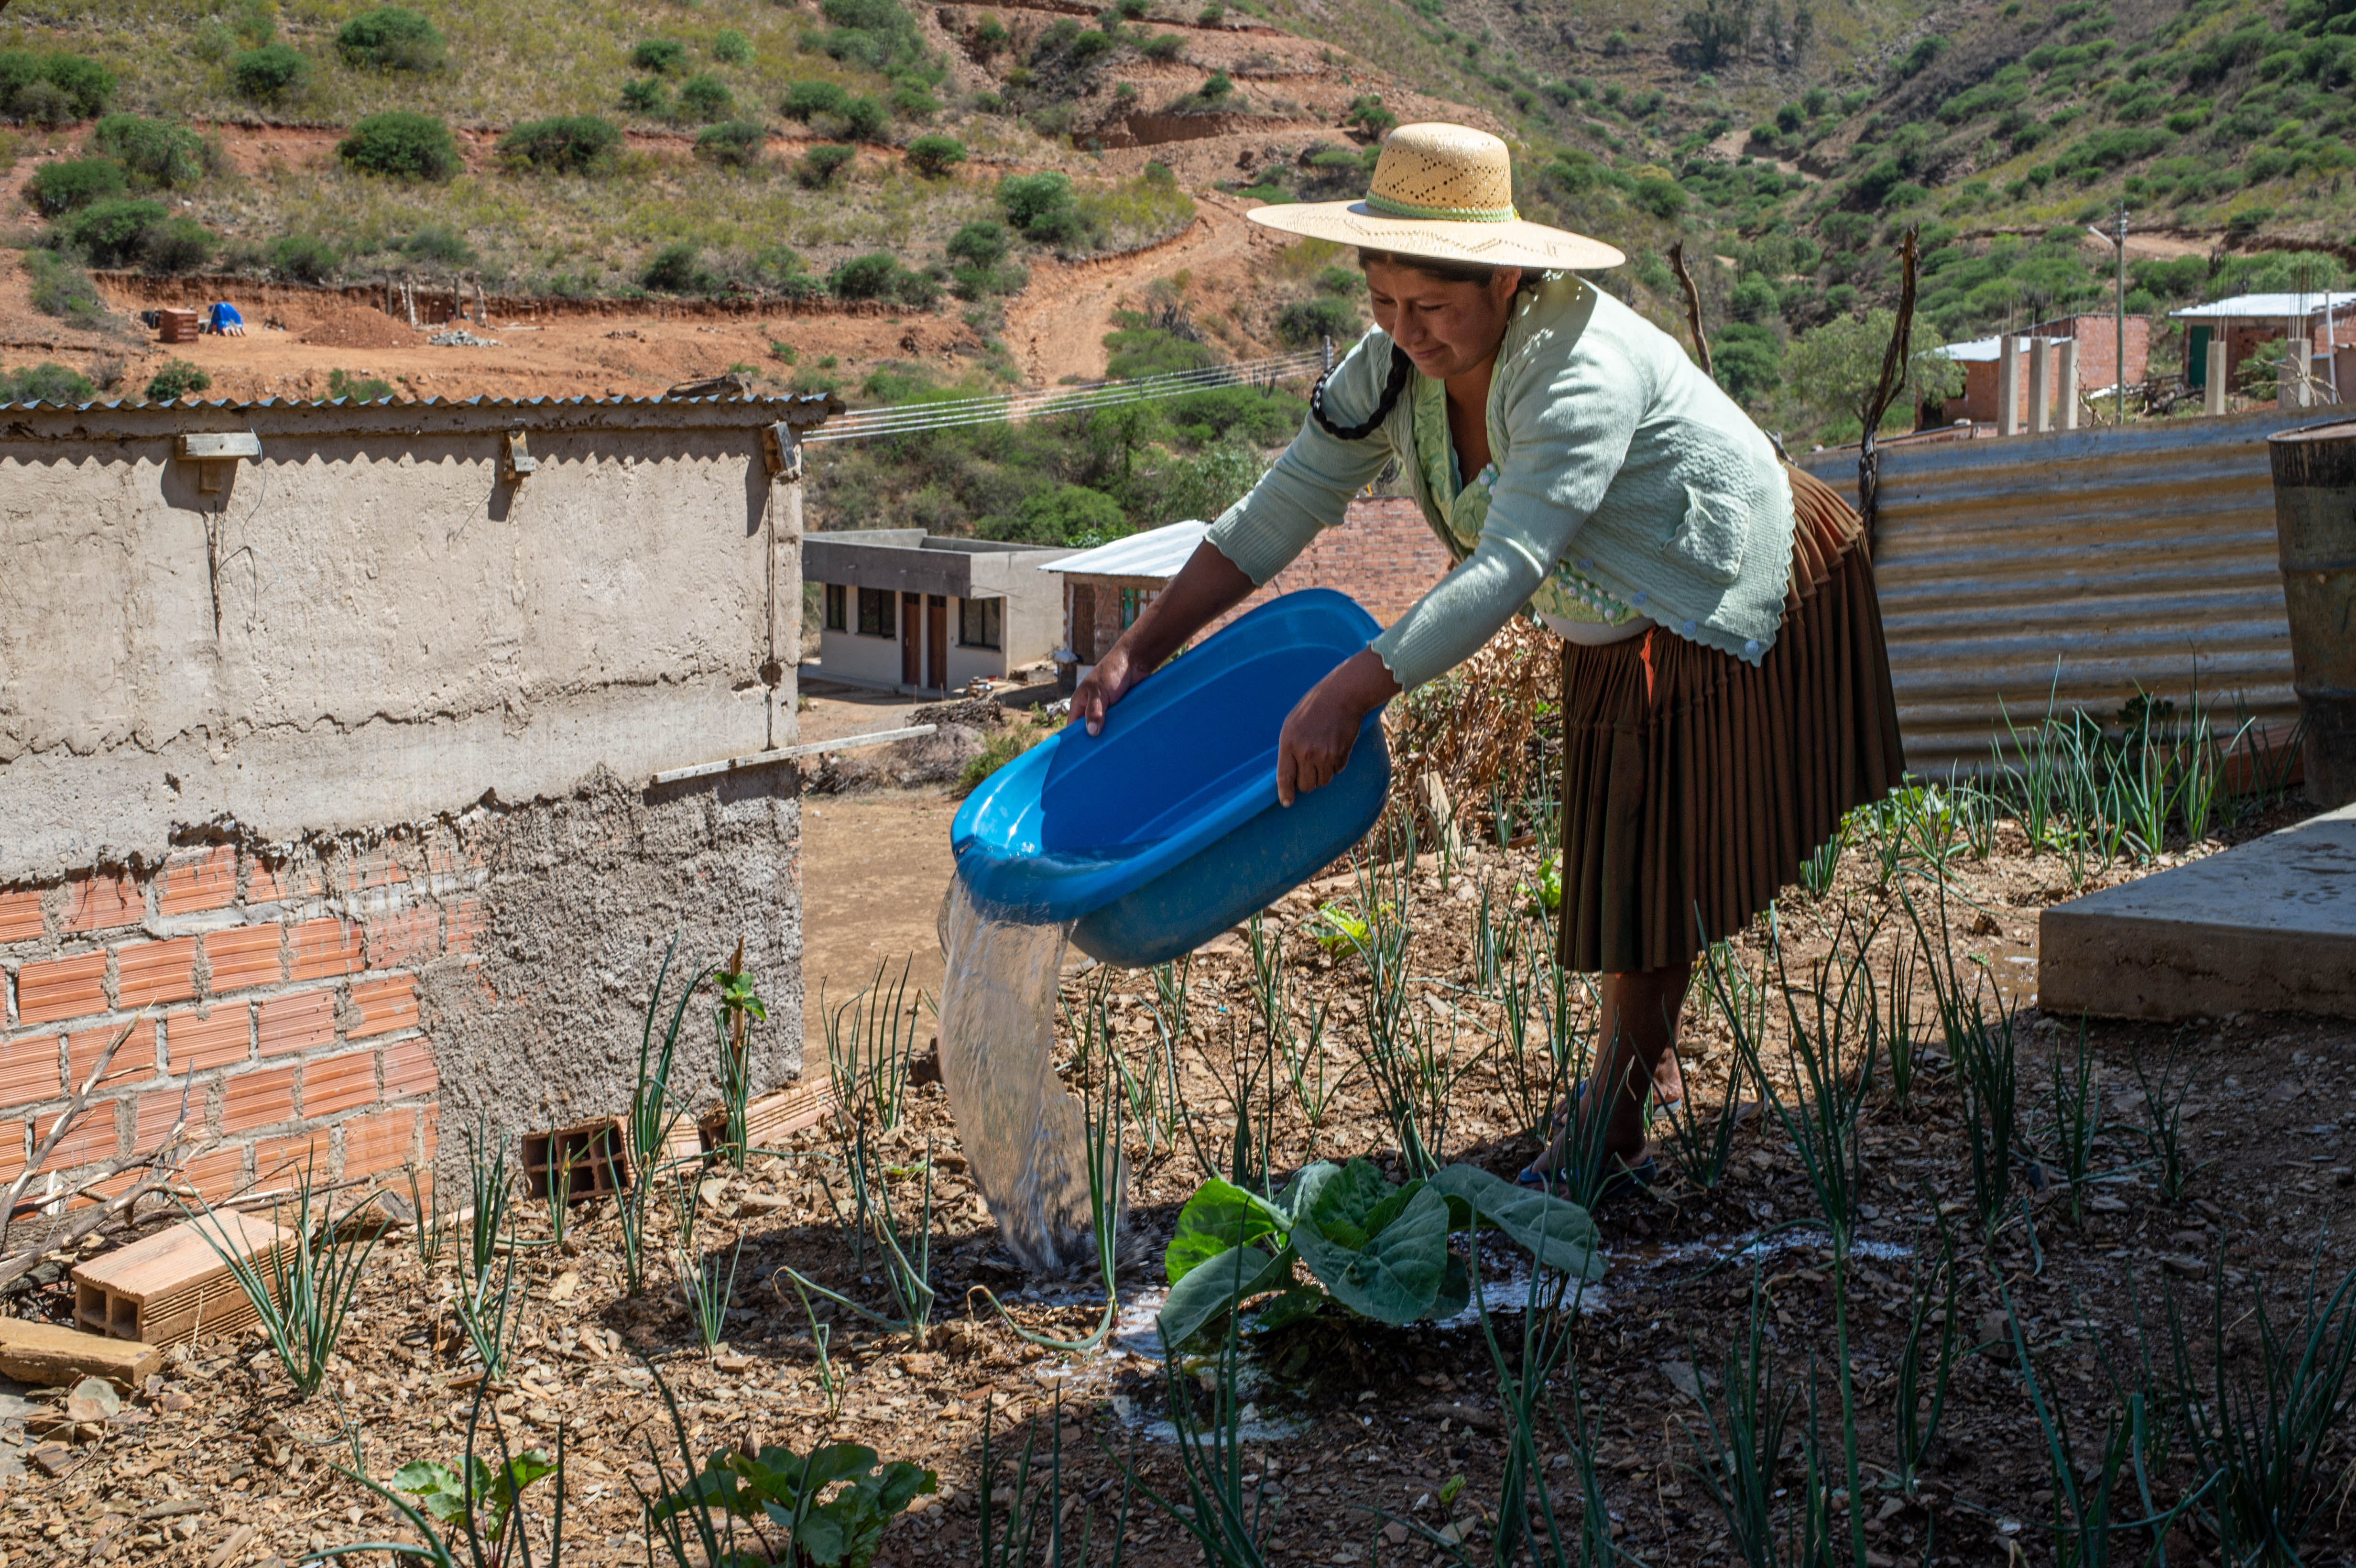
[1246,122,1625,272]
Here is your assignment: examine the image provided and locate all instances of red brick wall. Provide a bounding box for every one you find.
[0,837,461,1208]
[1213,496,1456,634]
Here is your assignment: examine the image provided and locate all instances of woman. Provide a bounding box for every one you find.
[1074,124,1903,1195]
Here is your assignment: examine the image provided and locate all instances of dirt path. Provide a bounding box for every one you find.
[797,787,956,1051]
[1003,189,1275,383]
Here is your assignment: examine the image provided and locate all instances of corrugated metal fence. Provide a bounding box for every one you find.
[1800,403,2347,774]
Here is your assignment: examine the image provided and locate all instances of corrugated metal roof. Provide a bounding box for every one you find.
[1800,404,2342,773]
[0,391,836,413]
[1934,333,2066,363]
[2168,292,2356,320]
[1040,520,1210,578]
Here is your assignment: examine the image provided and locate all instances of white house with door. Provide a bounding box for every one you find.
[805,530,1072,695]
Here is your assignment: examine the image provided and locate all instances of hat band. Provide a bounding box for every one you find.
[1363,189,1518,223]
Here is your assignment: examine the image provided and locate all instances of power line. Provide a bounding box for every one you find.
[806,348,1328,444]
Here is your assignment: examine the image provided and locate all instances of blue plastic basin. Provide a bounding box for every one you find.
[951,588,1391,967]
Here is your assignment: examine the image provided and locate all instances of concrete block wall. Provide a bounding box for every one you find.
[0,393,828,1219]
[0,839,451,1206]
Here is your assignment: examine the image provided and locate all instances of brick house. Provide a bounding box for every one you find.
[2169,292,2356,403]
[1045,498,1456,686]
[1933,314,2150,427]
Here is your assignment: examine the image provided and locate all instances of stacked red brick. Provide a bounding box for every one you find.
[0,838,463,1207]
[1211,496,1455,634]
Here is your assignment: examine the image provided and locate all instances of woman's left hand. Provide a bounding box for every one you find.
[1277,650,1403,807]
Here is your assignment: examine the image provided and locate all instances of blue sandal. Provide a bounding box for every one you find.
[1515,1154,1658,1201]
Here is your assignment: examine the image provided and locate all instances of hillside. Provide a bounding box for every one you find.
[3,0,2351,534]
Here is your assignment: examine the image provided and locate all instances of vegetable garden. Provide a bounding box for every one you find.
[11,673,2356,1568]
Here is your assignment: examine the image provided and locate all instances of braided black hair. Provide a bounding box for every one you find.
[1309,342,1412,441]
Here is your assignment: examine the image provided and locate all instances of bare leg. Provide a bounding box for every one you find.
[1531,962,1694,1173]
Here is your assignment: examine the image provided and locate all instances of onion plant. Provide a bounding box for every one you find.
[821,956,923,1134]
[1890,1242,1959,1500]
[777,1127,936,1344]
[2131,1031,2210,1205]
[2166,1252,2356,1561]
[186,1152,379,1400]
[1683,1271,1794,1567]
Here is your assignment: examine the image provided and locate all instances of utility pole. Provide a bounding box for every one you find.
[2087,205,2129,424]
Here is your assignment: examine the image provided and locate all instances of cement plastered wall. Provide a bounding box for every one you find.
[0,396,829,1196]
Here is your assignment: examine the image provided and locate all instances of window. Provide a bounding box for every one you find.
[1120,586,1157,629]
[823,583,848,632]
[958,597,1003,650]
[856,587,895,637]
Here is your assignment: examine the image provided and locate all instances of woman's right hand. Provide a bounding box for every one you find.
[1071,642,1140,736]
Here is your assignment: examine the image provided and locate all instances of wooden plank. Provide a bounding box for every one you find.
[70,1213,293,1346]
[0,1318,161,1386]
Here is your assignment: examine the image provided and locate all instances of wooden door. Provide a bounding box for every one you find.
[900,593,920,686]
[927,596,949,689]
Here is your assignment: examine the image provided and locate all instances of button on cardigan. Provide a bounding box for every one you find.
[1204,273,1797,692]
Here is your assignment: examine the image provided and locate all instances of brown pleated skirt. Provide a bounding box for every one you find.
[1557,466,1905,975]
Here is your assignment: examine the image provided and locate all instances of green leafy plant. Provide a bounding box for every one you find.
[500,115,622,174]
[1155,1157,1602,1348]
[327,368,396,403]
[231,42,311,101]
[712,29,754,64]
[185,1151,379,1399]
[676,73,736,123]
[336,7,447,73]
[696,120,768,168]
[797,143,859,188]
[391,1450,556,1552]
[632,39,689,73]
[26,157,125,217]
[144,358,212,402]
[648,1437,936,1566]
[905,133,966,177]
[339,111,461,182]
[0,362,95,405]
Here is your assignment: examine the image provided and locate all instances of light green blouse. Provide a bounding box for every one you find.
[1205,273,1795,691]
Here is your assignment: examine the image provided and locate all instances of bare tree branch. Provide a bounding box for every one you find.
[0,1011,152,1253]
[1668,241,1714,381]
[1857,225,1921,552]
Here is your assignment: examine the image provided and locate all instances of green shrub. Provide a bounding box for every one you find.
[676,74,735,122]
[335,7,447,73]
[1143,32,1187,62]
[25,250,107,324]
[1165,385,1299,447]
[326,367,396,402]
[695,120,768,166]
[642,241,714,293]
[887,83,940,120]
[632,39,689,74]
[622,78,671,115]
[338,112,459,181]
[905,133,965,176]
[27,158,126,217]
[712,29,754,65]
[797,143,858,186]
[781,80,849,120]
[1314,264,1363,295]
[143,217,215,274]
[58,198,169,267]
[1713,321,1782,402]
[0,361,96,405]
[145,359,212,402]
[818,0,926,74]
[272,233,339,282]
[1632,174,1687,218]
[500,115,622,174]
[981,482,1126,544]
[0,50,117,124]
[402,224,476,267]
[998,171,1089,244]
[840,95,890,140]
[1276,294,1360,345]
[92,115,211,189]
[231,43,311,101]
[829,251,939,306]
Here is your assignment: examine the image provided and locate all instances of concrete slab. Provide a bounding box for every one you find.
[2040,801,2356,1021]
